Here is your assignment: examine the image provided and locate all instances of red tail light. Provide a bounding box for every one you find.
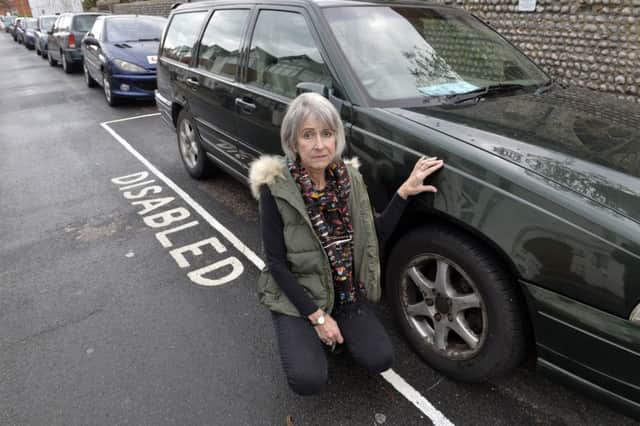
[68,33,75,48]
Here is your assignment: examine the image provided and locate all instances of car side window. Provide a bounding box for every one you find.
[246,10,332,99]
[161,12,207,65]
[196,9,249,79]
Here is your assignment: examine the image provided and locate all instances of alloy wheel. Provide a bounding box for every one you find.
[103,75,112,103]
[400,254,487,360]
[179,118,199,169]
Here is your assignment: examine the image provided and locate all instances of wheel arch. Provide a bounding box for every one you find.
[384,207,537,346]
[171,102,184,128]
[386,208,521,282]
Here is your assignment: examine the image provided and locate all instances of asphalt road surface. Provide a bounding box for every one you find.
[0,34,636,426]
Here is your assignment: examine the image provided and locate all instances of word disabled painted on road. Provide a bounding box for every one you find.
[111,170,244,287]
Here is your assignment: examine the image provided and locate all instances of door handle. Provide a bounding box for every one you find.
[235,97,256,113]
[186,77,200,87]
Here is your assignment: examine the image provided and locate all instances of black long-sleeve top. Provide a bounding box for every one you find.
[259,185,408,317]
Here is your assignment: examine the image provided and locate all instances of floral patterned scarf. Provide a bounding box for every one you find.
[288,159,366,306]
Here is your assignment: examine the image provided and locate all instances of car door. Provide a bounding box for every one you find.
[233,7,335,170]
[185,7,252,177]
[47,17,60,58]
[83,18,103,80]
[159,9,208,111]
[50,15,68,60]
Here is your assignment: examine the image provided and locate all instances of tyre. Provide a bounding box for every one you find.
[102,73,119,107]
[176,109,214,179]
[84,64,97,88]
[36,46,40,56]
[61,52,73,73]
[48,50,57,66]
[386,225,528,382]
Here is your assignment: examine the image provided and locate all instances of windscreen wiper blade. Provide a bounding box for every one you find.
[443,87,489,105]
[444,83,526,104]
[534,79,554,95]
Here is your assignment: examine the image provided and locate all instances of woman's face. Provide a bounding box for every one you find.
[296,116,336,175]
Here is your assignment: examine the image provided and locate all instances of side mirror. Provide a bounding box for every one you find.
[47,29,54,35]
[83,36,97,46]
[296,82,328,97]
[295,82,350,117]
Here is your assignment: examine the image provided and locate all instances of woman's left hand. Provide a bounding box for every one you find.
[397,157,444,199]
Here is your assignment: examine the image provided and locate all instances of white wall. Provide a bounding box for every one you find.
[28,0,83,17]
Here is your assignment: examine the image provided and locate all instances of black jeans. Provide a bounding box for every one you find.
[271,303,394,396]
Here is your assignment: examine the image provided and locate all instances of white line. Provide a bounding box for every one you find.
[103,112,161,125]
[101,115,454,426]
[381,370,453,426]
[101,120,265,270]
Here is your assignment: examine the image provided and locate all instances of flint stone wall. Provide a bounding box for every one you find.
[108,0,174,16]
[439,0,640,104]
[99,0,640,104]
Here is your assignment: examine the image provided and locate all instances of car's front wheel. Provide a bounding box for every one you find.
[102,73,119,107]
[176,110,214,179]
[386,225,529,382]
[47,50,57,66]
[84,64,96,88]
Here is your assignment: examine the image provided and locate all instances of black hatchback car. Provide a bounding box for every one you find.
[156,0,640,418]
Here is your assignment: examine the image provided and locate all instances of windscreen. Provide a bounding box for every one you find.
[324,6,548,102]
[25,18,37,29]
[41,16,57,31]
[106,17,165,43]
[73,15,100,32]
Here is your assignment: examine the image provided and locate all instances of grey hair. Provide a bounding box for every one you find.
[280,92,346,161]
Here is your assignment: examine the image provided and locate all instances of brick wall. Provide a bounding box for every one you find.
[2,0,33,16]
[439,0,640,104]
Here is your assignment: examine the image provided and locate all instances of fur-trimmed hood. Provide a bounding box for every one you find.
[248,155,361,199]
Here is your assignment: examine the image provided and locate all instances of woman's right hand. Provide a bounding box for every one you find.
[308,309,344,346]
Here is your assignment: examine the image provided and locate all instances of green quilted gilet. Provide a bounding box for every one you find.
[257,161,381,317]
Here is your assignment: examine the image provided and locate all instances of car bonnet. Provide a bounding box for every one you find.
[105,41,159,71]
[389,86,640,224]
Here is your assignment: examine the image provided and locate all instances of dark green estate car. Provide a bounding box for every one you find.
[156,0,640,417]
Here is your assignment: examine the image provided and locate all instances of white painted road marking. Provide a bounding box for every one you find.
[102,115,265,270]
[110,170,246,287]
[381,370,454,426]
[101,114,454,426]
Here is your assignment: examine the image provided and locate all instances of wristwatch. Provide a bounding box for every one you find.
[312,314,326,326]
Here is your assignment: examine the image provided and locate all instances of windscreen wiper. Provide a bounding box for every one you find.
[444,83,526,105]
[534,79,554,95]
[136,38,160,42]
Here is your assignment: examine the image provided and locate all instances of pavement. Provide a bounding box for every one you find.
[0,33,636,426]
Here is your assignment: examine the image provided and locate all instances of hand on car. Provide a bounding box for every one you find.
[308,309,344,346]
[397,156,444,199]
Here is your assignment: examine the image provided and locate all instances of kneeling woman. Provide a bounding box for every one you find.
[249,92,443,395]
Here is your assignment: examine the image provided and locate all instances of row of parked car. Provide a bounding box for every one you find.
[4,12,165,106]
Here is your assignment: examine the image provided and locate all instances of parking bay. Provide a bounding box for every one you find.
[98,114,637,425]
[1,34,637,425]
